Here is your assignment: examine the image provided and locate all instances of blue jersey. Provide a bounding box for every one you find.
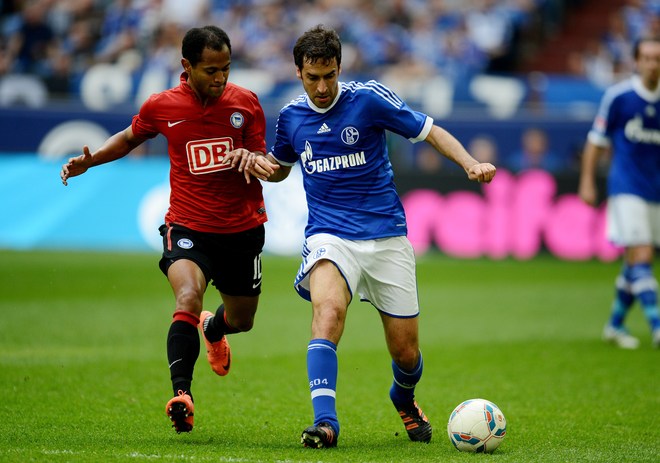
[588,75,660,201]
[270,80,432,240]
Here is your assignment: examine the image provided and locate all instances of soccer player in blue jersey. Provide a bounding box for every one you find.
[235,25,495,447]
[579,36,660,350]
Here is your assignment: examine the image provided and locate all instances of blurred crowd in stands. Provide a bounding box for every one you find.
[0,0,658,172]
[566,0,660,87]
[0,1,609,95]
[1,0,658,97]
[0,0,660,94]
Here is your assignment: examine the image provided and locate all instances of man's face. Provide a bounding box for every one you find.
[636,40,660,86]
[297,57,341,108]
[183,46,231,100]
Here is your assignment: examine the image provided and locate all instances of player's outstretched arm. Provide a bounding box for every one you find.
[425,125,496,184]
[60,126,143,186]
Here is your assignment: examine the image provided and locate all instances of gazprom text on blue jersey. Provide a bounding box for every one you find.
[303,151,366,174]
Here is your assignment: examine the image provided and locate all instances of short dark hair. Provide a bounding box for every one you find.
[182,25,231,66]
[633,36,660,60]
[293,25,342,70]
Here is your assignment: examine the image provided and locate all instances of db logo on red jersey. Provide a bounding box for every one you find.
[186,137,233,174]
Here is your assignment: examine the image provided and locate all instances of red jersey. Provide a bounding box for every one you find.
[132,73,268,233]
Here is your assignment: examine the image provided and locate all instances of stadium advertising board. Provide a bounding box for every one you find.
[0,156,618,261]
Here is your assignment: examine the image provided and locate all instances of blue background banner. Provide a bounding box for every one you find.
[2,155,169,251]
[1,155,309,255]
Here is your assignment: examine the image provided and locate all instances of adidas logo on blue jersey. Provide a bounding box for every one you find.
[317,123,331,134]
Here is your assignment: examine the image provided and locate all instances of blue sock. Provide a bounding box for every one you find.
[609,267,634,328]
[307,339,339,436]
[628,263,660,331]
[389,352,423,407]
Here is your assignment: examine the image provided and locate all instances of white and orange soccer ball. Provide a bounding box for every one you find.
[447,398,507,453]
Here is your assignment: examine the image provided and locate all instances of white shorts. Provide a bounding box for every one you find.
[294,233,420,318]
[607,194,660,247]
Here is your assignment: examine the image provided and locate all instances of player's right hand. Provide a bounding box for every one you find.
[247,155,280,183]
[467,162,496,183]
[223,149,279,184]
[60,145,93,186]
[578,181,598,206]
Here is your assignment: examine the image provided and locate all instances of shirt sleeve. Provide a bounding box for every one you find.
[270,108,298,166]
[363,80,430,143]
[243,91,268,154]
[587,87,615,148]
[131,95,160,139]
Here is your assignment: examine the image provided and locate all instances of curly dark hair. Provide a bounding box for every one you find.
[182,25,232,66]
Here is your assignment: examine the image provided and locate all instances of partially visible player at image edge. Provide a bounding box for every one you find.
[579,35,660,349]
[60,25,277,433]
[234,24,496,448]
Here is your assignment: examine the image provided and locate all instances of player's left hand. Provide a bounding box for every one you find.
[467,162,496,183]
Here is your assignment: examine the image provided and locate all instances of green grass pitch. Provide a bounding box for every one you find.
[0,250,658,462]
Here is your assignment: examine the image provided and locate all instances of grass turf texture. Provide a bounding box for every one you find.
[0,250,658,462]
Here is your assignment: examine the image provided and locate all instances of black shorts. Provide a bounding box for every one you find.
[158,223,265,297]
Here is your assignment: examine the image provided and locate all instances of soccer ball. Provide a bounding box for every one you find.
[447,398,507,453]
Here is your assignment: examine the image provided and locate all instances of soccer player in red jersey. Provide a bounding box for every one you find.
[60,25,277,433]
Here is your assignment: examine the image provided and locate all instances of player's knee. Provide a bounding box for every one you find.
[232,316,255,332]
[174,287,204,314]
[391,345,419,371]
[224,300,258,332]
